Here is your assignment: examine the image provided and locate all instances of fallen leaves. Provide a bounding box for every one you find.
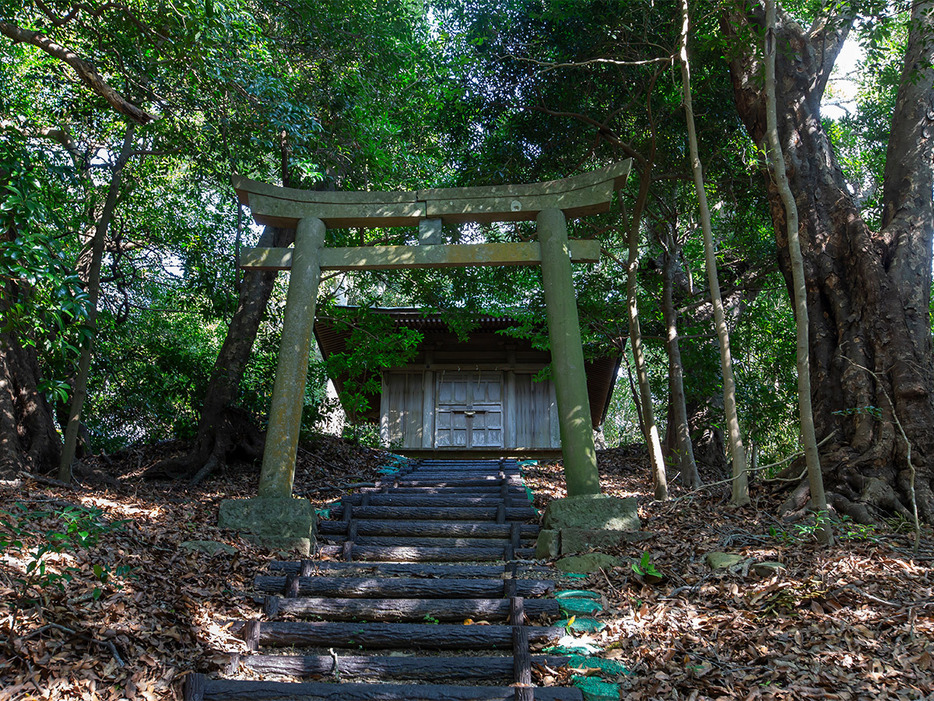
[537,446,934,700]
[0,435,392,701]
[1,438,931,700]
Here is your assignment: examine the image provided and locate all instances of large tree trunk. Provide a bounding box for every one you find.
[0,337,61,478]
[0,162,61,477]
[0,243,59,477]
[145,224,295,481]
[723,0,934,521]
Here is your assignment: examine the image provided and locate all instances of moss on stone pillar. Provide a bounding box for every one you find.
[258,216,326,498]
[538,207,600,496]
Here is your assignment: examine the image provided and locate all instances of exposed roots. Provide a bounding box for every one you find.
[143,407,264,484]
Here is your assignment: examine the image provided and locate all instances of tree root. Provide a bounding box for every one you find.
[143,407,264,483]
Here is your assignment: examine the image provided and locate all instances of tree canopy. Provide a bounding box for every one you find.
[1,0,932,524]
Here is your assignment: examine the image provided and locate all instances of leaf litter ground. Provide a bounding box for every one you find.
[0,440,931,700]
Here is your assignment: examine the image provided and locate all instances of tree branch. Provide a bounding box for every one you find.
[0,21,155,124]
[806,13,853,98]
[0,119,83,166]
[35,1,168,40]
[503,53,673,72]
[528,104,646,165]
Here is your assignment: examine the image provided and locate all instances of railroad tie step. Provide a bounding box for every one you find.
[230,620,567,650]
[268,561,551,578]
[192,458,592,700]
[317,520,539,538]
[185,676,584,700]
[226,652,573,682]
[320,535,528,549]
[360,485,521,494]
[260,595,561,621]
[341,494,526,507]
[328,505,535,521]
[315,544,537,562]
[391,478,523,487]
[252,575,554,598]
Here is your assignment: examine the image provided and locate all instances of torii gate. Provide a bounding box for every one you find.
[221,162,631,548]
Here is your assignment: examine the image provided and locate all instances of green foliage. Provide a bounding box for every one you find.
[0,0,887,475]
[731,281,800,463]
[0,135,90,401]
[0,503,133,612]
[833,405,883,420]
[89,306,227,448]
[631,550,662,579]
[341,423,384,448]
[821,7,909,229]
[837,516,880,542]
[320,306,422,422]
[1,0,451,453]
[767,511,879,544]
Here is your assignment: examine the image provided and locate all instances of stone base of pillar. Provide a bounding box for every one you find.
[535,494,642,559]
[218,497,315,555]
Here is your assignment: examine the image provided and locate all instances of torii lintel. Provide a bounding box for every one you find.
[232,161,631,228]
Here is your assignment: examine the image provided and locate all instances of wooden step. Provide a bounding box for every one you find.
[268,561,548,578]
[322,536,527,549]
[393,479,522,487]
[395,472,522,480]
[416,459,518,466]
[253,576,553,598]
[230,652,572,682]
[329,505,535,521]
[315,545,537,562]
[411,463,519,469]
[231,620,566,650]
[261,595,561,621]
[317,521,539,538]
[186,676,583,700]
[341,495,527,507]
[360,486,519,495]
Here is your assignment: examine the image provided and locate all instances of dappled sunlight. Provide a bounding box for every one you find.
[0,435,393,700]
[2,439,930,698]
[78,494,166,520]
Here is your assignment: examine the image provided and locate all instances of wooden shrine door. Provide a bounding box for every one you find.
[434,372,504,449]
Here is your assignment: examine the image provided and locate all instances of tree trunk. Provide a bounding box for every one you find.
[762,0,830,543]
[686,399,727,475]
[0,337,60,478]
[0,162,61,477]
[59,123,137,482]
[679,0,748,505]
[145,224,295,481]
[723,0,934,521]
[626,165,669,500]
[659,227,700,489]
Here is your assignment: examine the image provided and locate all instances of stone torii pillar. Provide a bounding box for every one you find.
[218,217,325,553]
[538,208,600,496]
[258,217,326,497]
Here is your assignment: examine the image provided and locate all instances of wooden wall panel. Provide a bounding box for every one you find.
[403,374,424,448]
[386,374,406,446]
[383,369,558,451]
[514,374,560,450]
[385,373,426,449]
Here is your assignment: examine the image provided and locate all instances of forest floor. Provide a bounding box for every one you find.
[0,438,932,700]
